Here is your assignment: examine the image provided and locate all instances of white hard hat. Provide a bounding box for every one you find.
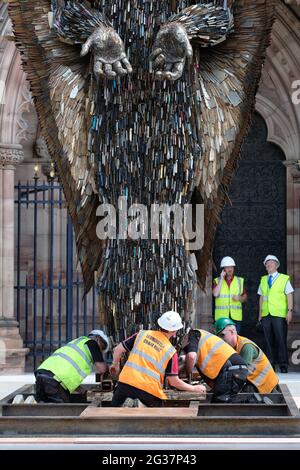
[263,255,280,267]
[157,311,183,332]
[88,330,110,353]
[220,256,236,268]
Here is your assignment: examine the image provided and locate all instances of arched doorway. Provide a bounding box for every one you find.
[213,113,287,344]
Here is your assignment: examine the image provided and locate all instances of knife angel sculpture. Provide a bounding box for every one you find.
[9,0,275,339]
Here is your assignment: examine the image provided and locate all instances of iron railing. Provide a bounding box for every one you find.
[15,178,98,369]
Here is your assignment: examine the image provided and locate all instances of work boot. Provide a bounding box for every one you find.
[122,397,134,407]
[24,395,37,404]
[253,393,263,403]
[252,393,273,405]
[262,396,273,405]
[12,394,24,405]
[135,399,147,408]
[122,397,140,407]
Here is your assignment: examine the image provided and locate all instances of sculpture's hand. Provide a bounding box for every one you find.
[80,26,133,79]
[150,24,193,81]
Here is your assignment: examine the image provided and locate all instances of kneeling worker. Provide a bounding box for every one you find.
[35,330,109,403]
[214,318,278,394]
[183,328,250,403]
[110,311,206,407]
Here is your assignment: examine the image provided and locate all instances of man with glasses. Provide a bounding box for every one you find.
[215,318,278,394]
[182,328,250,403]
[258,255,294,373]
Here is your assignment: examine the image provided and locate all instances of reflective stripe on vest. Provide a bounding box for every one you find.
[51,352,86,379]
[130,331,175,375]
[214,276,244,321]
[251,362,272,388]
[119,330,176,399]
[236,335,278,393]
[125,361,161,381]
[195,329,235,379]
[260,274,289,318]
[37,336,93,393]
[65,342,93,369]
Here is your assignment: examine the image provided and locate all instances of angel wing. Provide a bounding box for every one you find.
[193,0,275,287]
[9,0,104,293]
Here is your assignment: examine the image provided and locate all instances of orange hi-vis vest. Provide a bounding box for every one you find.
[236,335,278,393]
[119,330,176,399]
[195,329,235,379]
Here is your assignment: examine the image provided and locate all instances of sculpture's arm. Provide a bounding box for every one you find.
[151,1,235,81]
[172,1,235,47]
[51,1,110,44]
[51,1,132,79]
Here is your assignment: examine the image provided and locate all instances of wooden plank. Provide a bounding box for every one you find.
[189,401,200,409]
[80,406,198,418]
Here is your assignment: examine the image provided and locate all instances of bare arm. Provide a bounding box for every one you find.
[287,293,293,325]
[109,342,127,376]
[232,292,247,303]
[213,274,225,298]
[94,361,108,374]
[185,352,197,375]
[167,375,206,394]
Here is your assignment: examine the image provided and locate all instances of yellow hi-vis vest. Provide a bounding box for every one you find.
[236,336,278,393]
[195,329,236,379]
[119,330,176,399]
[214,276,244,321]
[260,274,289,318]
[37,336,93,393]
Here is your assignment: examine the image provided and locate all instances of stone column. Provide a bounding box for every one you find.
[0,143,28,374]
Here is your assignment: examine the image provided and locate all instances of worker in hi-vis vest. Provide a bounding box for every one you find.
[214,317,278,394]
[35,330,109,403]
[213,256,247,334]
[109,311,206,407]
[258,255,294,374]
[182,328,251,403]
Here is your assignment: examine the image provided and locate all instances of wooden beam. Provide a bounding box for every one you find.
[80,407,198,418]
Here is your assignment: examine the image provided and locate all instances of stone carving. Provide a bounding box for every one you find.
[16,80,36,143]
[0,144,24,166]
[35,137,51,160]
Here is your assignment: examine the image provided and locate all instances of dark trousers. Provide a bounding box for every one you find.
[241,381,279,394]
[35,372,70,403]
[212,361,249,403]
[111,382,163,407]
[261,315,288,368]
